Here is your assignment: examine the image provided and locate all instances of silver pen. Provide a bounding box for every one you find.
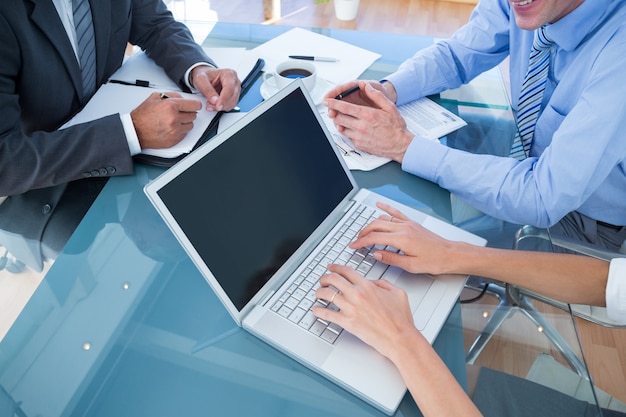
[288,55,339,62]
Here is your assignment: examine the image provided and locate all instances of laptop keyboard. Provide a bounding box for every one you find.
[270,203,398,344]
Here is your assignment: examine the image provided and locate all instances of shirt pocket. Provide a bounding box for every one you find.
[533,104,566,155]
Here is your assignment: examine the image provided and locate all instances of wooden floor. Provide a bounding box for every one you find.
[207,0,475,38]
[461,287,626,405]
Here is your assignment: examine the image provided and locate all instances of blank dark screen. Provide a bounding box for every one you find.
[157,88,353,310]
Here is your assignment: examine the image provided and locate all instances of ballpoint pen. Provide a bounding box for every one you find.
[334,85,360,100]
[109,79,154,87]
[335,79,388,100]
[335,143,350,156]
[288,55,339,62]
[335,138,361,156]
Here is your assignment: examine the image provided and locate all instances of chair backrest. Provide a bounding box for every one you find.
[515,225,626,260]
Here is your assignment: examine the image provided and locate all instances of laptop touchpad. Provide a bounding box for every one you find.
[394,272,447,330]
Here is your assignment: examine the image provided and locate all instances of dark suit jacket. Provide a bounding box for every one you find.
[0,0,214,269]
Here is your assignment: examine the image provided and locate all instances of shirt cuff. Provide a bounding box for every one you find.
[606,257,626,324]
[401,135,449,182]
[385,71,421,106]
[120,113,141,156]
[185,62,216,92]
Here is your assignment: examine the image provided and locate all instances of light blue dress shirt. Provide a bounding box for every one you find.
[386,0,626,228]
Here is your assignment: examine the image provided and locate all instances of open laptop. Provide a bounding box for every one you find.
[144,80,486,415]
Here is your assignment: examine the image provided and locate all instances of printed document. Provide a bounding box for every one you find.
[318,97,466,171]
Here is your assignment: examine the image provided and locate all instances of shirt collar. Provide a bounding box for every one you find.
[544,0,610,51]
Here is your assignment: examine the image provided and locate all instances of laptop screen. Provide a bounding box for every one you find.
[157,88,353,310]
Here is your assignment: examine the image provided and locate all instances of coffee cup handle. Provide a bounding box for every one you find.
[262,72,277,87]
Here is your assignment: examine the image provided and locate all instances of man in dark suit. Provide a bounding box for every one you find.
[0,0,241,271]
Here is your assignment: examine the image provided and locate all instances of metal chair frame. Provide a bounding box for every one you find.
[465,225,626,379]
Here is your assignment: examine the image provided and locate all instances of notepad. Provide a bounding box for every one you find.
[62,49,263,164]
[62,83,215,159]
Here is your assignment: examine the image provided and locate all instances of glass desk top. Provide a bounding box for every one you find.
[0,21,601,417]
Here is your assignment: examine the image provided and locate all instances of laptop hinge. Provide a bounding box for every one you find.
[344,198,357,213]
[261,289,276,307]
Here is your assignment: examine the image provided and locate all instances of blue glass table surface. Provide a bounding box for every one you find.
[0,22,598,417]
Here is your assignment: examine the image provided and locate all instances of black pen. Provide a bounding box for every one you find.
[335,85,360,100]
[109,79,152,87]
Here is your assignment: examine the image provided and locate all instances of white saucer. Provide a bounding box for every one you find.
[260,77,334,105]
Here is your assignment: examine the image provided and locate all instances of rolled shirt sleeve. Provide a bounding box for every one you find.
[606,257,626,324]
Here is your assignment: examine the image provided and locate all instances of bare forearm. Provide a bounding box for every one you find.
[389,329,482,417]
[448,243,609,306]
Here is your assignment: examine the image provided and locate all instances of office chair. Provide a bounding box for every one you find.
[465,224,626,379]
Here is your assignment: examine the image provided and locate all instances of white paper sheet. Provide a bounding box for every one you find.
[110,48,255,90]
[400,97,467,140]
[62,83,216,158]
[111,51,180,90]
[251,27,381,85]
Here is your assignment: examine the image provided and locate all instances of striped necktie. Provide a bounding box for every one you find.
[73,0,96,99]
[510,26,554,160]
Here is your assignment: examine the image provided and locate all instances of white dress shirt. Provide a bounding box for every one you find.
[52,0,142,154]
[52,0,210,156]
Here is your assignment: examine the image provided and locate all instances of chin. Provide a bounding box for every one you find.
[510,0,545,30]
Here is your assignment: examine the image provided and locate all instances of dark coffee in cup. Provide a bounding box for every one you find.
[263,60,317,91]
[279,68,313,79]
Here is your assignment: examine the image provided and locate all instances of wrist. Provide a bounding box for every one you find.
[380,79,398,104]
[393,129,416,163]
[385,326,429,367]
[187,63,214,90]
[445,241,493,276]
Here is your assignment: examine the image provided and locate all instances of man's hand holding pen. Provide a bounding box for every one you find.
[131,91,202,150]
[323,80,413,163]
[127,65,241,151]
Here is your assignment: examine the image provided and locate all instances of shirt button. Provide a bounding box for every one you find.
[42,204,52,215]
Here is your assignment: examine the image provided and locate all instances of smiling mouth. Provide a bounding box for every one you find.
[511,0,535,5]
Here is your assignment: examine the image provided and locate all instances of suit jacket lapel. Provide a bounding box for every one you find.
[29,0,83,96]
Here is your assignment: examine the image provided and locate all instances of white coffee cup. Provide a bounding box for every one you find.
[262,59,317,91]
